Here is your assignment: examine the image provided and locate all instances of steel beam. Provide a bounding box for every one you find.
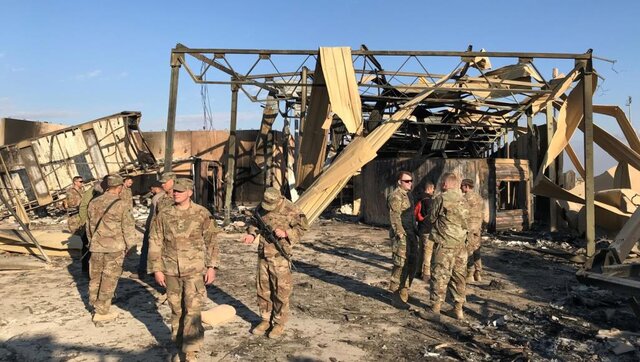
[223,84,239,225]
[546,100,557,231]
[582,58,596,257]
[173,44,590,60]
[164,53,182,172]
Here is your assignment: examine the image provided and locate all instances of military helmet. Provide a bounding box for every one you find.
[261,187,282,211]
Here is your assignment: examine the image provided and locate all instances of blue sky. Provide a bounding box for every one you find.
[1,0,639,172]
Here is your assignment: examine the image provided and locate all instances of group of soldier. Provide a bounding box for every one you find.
[387,171,484,320]
[64,173,307,362]
[60,167,484,360]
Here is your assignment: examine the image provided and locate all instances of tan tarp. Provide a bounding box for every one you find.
[565,142,585,179]
[320,47,363,134]
[593,105,640,153]
[533,176,632,231]
[529,65,581,115]
[583,122,640,172]
[536,74,598,179]
[296,67,462,223]
[614,162,640,192]
[296,58,330,189]
[594,188,640,214]
[609,206,640,262]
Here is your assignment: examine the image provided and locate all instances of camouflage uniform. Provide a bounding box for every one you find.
[65,186,83,209]
[148,178,220,353]
[120,186,133,210]
[86,175,135,317]
[429,189,468,310]
[387,186,417,296]
[247,188,307,331]
[464,190,484,279]
[78,182,106,273]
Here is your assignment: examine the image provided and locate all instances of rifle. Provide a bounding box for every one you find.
[253,206,293,264]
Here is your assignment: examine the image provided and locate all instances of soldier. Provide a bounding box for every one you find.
[157,171,177,213]
[65,176,85,233]
[461,179,485,283]
[414,181,435,282]
[429,172,468,320]
[148,178,220,361]
[86,174,135,322]
[65,176,84,209]
[242,187,308,339]
[77,176,109,275]
[136,180,164,278]
[120,176,134,210]
[387,171,417,309]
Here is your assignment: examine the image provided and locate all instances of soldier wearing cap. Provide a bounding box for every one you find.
[429,172,468,320]
[137,179,164,278]
[387,170,418,309]
[148,178,221,360]
[157,172,177,214]
[86,174,136,322]
[242,187,308,339]
[461,178,484,282]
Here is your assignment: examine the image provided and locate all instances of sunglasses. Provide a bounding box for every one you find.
[401,179,413,183]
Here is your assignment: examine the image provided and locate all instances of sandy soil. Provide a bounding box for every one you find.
[0,217,639,361]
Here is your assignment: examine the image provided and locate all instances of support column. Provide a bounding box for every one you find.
[224,83,239,225]
[582,59,596,257]
[546,100,558,231]
[295,66,308,177]
[526,109,535,227]
[164,52,182,172]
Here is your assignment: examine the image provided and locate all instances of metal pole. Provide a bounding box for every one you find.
[546,100,557,231]
[0,192,50,263]
[224,83,239,225]
[164,53,182,172]
[526,108,536,227]
[295,66,308,177]
[582,58,596,257]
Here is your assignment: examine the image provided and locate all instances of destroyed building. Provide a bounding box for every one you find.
[0,44,639,360]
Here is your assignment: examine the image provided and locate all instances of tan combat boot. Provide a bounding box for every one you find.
[268,324,285,339]
[474,270,482,282]
[185,351,198,362]
[391,292,409,310]
[92,310,118,322]
[466,269,475,283]
[431,301,441,315]
[422,272,431,283]
[454,303,465,320]
[398,288,409,303]
[251,320,271,336]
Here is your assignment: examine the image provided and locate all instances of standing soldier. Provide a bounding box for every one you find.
[157,172,177,214]
[65,176,84,209]
[414,182,435,282]
[86,174,135,322]
[461,179,485,282]
[242,187,308,339]
[148,178,220,361]
[429,173,468,320]
[136,180,164,279]
[65,176,85,233]
[387,171,417,309]
[77,176,109,276]
[120,176,134,210]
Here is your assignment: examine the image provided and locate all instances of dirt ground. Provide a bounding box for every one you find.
[1,216,639,361]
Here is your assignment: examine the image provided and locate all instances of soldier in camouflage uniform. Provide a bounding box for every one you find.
[148,178,220,361]
[86,174,135,322]
[415,181,435,282]
[242,187,308,339]
[156,171,177,214]
[429,173,468,320]
[461,179,485,283]
[77,176,109,275]
[65,176,85,233]
[387,171,417,309]
[120,176,134,210]
[65,176,84,209]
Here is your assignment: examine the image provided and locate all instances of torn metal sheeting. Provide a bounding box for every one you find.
[0,112,156,215]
